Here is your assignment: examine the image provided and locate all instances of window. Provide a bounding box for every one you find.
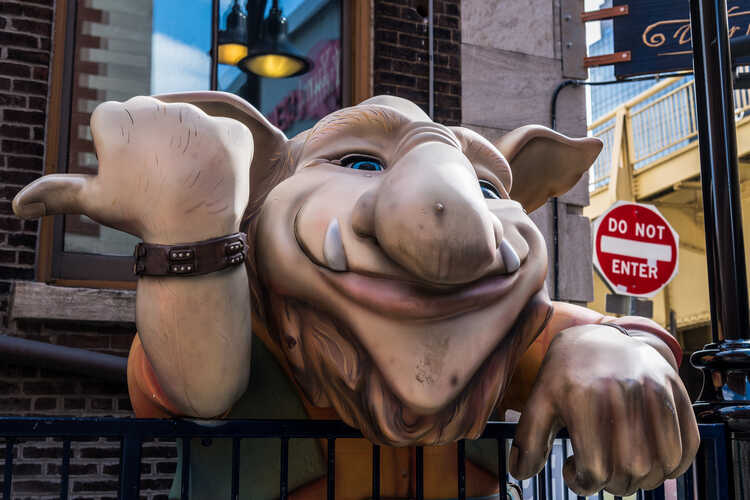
[40,0,370,286]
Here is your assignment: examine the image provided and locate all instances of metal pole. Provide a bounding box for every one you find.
[210,0,219,90]
[688,0,750,497]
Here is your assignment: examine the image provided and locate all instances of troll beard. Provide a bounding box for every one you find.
[267,291,552,447]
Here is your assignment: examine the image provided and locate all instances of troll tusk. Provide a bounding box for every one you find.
[323,218,348,271]
[499,239,520,273]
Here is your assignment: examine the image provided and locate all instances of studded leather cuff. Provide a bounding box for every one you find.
[133,232,248,277]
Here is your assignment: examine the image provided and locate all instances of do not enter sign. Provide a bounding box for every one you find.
[593,201,679,298]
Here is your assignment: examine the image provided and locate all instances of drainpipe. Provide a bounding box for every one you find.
[0,335,127,383]
[428,0,434,119]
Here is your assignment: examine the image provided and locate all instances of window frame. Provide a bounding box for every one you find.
[38,0,372,289]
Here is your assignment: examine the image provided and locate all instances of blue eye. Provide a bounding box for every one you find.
[350,160,383,171]
[340,154,384,172]
[480,180,501,199]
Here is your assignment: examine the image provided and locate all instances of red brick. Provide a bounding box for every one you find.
[4,108,44,125]
[0,123,30,139]
[0,216,21,231]
[7,154,42,170]
[0,31,38,49]
[0,62,31,78]
[6,48,49,65]
[10,18,50,36]
[33,397,56,410]
[12,79,47,95]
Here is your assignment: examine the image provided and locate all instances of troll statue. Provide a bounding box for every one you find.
[12,93,698,499]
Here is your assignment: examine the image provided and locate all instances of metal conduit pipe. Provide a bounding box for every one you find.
[428,0,434,120]
[0,334,127,383]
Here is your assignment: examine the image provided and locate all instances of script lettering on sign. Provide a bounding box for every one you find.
[613,0,750,77]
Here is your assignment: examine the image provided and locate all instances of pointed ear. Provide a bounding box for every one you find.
[494,125,602,212]
[153,91,288,202]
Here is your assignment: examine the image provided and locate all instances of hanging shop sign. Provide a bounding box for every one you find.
[583,0,750,78]
[593,201,679,298]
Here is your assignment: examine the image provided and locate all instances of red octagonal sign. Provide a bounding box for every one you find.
[593,201,679,298]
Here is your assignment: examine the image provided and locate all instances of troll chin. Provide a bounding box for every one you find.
[271,297,534,447]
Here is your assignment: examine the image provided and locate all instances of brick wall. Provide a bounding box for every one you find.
[0,0,52,315]
[0,1,176,498]
[373,0,461,126]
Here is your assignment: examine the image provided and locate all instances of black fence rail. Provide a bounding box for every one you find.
[0,418,728,500]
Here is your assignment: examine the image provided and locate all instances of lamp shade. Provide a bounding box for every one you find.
[239,5,311,78]
[217,0,249,66]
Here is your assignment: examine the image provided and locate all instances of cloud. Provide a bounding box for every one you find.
[151,32,211,94]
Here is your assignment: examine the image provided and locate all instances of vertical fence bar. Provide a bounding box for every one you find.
[677,464,695,500]
[3,438,14,500]
[457,440,466,500]
[415,446,424,500]
[231,437,240,500]
[280,437,289,500]
[327,438,335,500]
[181,438,191,500]
[637,490,644,500]
[497,439,507,499]
[59,439,71,500]
[597,491,604,499]
[537,468,546,500]
[371,444,380,500]
[118,430,142,499]
[546,454,553,499]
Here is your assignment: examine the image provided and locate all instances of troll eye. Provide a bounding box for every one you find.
[479,180,501,200]
[340,154,384,172]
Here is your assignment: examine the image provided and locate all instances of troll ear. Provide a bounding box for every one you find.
[495,125,602,212]
[154,91,288,202]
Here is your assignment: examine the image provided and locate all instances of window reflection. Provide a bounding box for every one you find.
[62,0,341,258]
[219,0,341,137]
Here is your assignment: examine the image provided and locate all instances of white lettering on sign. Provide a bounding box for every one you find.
[634,222,666,240]
[600,236,672,261]
[607,218,628,234]
[611,259,659,278]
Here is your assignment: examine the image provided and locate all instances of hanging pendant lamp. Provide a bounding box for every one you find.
[217,0,250,66]
[239,0,312,78]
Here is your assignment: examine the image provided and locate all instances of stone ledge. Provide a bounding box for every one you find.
[10,281,135,324]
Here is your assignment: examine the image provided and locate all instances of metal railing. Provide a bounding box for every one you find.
[0,417,728,500]
[587,72,750,191]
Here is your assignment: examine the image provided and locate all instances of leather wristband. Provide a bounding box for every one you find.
[133,232,248,277]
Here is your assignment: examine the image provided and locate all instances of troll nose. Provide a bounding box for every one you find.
[352,144,501,284]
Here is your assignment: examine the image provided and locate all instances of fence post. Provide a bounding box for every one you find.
[687,0,750,498]
[118,426,142,499]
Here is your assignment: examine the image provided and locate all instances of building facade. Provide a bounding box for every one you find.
[0,1,590,497]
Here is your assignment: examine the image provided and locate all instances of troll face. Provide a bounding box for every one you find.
[150,92,600,446]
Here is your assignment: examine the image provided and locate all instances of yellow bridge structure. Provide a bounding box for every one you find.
[585,76,750,352]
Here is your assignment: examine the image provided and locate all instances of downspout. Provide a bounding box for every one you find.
[550,80,580,301]
[0,335,127,383]
[428,0,434,119]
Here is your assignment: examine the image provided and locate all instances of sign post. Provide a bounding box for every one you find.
[593,201,679,298]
